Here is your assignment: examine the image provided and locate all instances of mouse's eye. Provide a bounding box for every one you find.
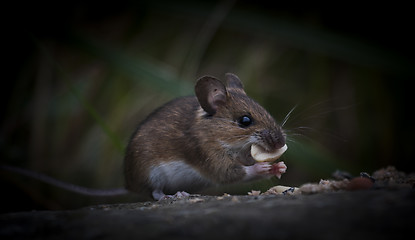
[237,115,253,128]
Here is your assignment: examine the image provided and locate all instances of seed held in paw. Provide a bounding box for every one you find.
[251,144,288,162]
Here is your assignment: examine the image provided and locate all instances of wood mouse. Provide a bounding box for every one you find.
[1,73,287,202]
[124,73,288,200]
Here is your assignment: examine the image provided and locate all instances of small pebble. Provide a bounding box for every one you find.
[347,177,374,191]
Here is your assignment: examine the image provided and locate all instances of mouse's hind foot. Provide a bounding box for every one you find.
[152,189,191,201]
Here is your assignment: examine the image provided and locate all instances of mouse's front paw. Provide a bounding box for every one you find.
[244,162,271,180]
[252,162,272,175]
[270,161,287,179]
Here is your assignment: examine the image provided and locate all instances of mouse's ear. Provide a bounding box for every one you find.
[195,76,227,115]
[225,73,246,94]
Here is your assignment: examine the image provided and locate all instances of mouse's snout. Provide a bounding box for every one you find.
[258,129,286,151]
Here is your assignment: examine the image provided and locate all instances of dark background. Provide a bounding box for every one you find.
[1,0,414,211]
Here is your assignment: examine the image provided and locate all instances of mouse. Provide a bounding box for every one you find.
[1,73,287,202]
[124,73,288,200]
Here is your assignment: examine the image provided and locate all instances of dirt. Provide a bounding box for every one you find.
[0,167,414,240]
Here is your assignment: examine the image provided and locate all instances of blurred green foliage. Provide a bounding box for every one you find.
[1,0,413,210]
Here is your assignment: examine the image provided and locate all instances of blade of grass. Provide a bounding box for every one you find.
[152,1,413,77]
[180,0,236,79]
[63,79,126,153]
[32,38,125,153]
[226,12,413,77]
[68,34,193,96]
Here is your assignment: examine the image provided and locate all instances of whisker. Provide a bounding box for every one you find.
[279,101,327,127]
[283,102,356,128]
[281,104,298,127]
[286,138,298,144]
[287,132,318,144]
[241,140,253,149]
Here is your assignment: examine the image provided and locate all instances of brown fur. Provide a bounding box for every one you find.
[124,73,285,196]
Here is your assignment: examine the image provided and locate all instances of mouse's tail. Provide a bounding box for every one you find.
[0,165,129,196]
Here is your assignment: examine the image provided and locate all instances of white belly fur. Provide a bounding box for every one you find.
[148,161,212,194]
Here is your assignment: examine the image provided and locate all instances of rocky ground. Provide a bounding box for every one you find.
[0,167,414,240]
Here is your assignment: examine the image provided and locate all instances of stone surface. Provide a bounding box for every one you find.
[1,189,414,240]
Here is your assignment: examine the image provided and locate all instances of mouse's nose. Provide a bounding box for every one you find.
[260,129,286,150]
[274,132,286,150]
